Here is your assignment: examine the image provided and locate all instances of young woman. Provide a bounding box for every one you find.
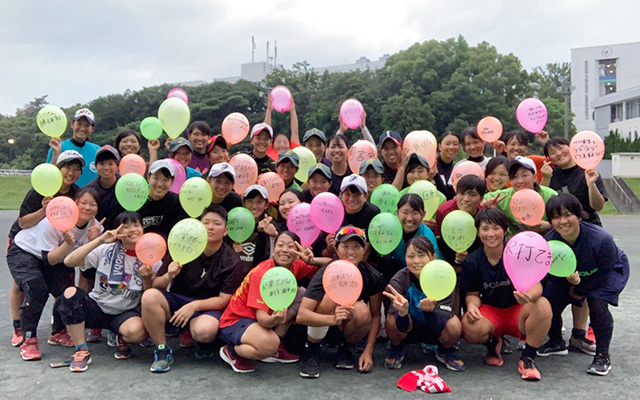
[138,160,186,238]
[7,187,103,361]
[300,163,332,203]
[384,236,464,371]
[208,162,243,212]
[276,150,302,191]
[327,134,351,195]
[59,211,161,372]
[248,123,277,174]
[453,127,491,173]
[206,135,230,166]
[142,205,243,372]
[483,157,557,238]
[539,194,629,376]
[187,121,212,175]
[394,153,451,202]
[378,131,403,184]
[436,131,461,186]
[276,189,303,234]
[168,137,201,179]
[264,94,300,161]
[219,231,326,373]
[303,129,331,166]
[460,208,552,381]
[115,130,143,157]
[6,150,83,346]
[360,158,384,201]
[297,226,386,378]
[484,157,509,193]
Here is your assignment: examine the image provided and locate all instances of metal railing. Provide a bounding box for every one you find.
[0,169,32,176]
[610,177,634,208]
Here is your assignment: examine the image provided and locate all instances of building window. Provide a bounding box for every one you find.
[611,103,623,123]
[626,99,640,120]
[598,59,617,96]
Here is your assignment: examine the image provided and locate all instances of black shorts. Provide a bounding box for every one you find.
[80,267,97,281]
[219,318,256,345]
[404,312,451,345]
[162,291,222,321]
[6,242,73,297]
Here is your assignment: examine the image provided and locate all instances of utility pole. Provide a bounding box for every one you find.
[557,77,576,140]
[8,138,15,170]
[251,36,255,63]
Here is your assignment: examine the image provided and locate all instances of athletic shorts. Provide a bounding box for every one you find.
[219,318,256,346]
[405,312,451,345]
[162,291,222,321]
[479,303,524,339]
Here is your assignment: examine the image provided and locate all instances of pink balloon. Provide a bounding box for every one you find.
[339,99,364,130]
[503,231,551,292]
[257,172,285,202]
[135,233,166,265]
[221,113,250,145]
[168,158,187,194]
[229,154,258,195]
[322,260,363,306]
[403,131,437,167]
[569,130,605,170]
[287,203,321,246]
[510,188,545,226]
[451,161,484,192]
[347,140,377,174]
[270,86,292,113]
[477,116,503,143]
[516,98,547,133]
[119,154,147,176]
[167,87,189,104]
[310,192,345,233]
[46,196,79,231]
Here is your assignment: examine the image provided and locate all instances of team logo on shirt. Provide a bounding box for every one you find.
[89,161,97,173]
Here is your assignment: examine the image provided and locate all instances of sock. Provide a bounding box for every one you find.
[572,328,586,339]
[25,331,35,340]
[75,343,88,351]
[13,320,21,331]
[522,344,538,360]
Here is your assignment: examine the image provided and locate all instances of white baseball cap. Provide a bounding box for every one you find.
[243,184,269,200]
[511,156,537,175]
[340,174,367,194]
[250,123,274,139]
[56,150,85,167]
[208,162,236,182]
[73,108,95,125]
[149,159,175,176]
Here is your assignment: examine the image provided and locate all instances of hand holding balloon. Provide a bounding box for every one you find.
[513,290,534,305]
[419,298,437,312]
[138,264,153,280]
[167,261,183,280]
[334,306,354,325]
[566,271,581,285]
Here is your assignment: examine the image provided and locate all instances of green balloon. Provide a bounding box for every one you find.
[115,173,149,211]
[420,260,457,301]
[259,267,298,311]
[370,184,400,214]
[140,116,163,140]
[441,210,477,253]
[37,106,67,137]
[179,177,213,218]
[31,163,63,197]
[293,146,316,182]
[368,212,403,255]
[168,218,208,264]
[548,240,577,277]
[227,207,256,242]
[408,180,440,219]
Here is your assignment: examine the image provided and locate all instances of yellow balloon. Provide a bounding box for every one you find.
[168,219,207,264]
[158,98,190,139]
[37,106,67,137]
[31,163,63,196]
[179,177,213,218]
[419,260,457,301]
[292,146,316,182]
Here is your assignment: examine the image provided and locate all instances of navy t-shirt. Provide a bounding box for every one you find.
[549,165,607,226]
[460,247,517,309]
[86,177,123,230]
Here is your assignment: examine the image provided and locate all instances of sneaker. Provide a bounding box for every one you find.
[335,345,355,370]
[220,345,255,373]
[421,343,437,354]
[485,336,504,367]
[537,340,568,357]
[436,349,466,372]
[586,326,596,343]
[47,329,74,347]
[355,337,367,353]
[107,331,117,347]
[11,329,24,347]
[383,344,404,370]
[262,343,299,363]
[517,340,526,351]
[150,347,174,373]
[299,352,320,379]
[138,336,154,348]
[570,336,596,356]
[501,336,513,354]
[194,342,215,359]
[69,349,92,372]
[587,354,612,376]
[518,357,541,381]
[114,335,132,360]
[179,330,195,348]
[20,337,42,361]
[86,328,102,343]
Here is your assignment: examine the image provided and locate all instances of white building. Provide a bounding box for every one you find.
[592,86,640,139]
[571,42,640,136]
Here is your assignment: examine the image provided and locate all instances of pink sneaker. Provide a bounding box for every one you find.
[262,343,299,363]
[219,345,256,373]
[11,329,24,347]
[20,337,42,361]
[47,329,74,347]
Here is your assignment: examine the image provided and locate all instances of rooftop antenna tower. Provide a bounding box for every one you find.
[274,40,278,67]
[251,36,256,63]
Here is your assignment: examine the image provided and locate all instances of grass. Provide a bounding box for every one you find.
[599,201,618,215]
[0,176,32,210]
[623,178,640,199]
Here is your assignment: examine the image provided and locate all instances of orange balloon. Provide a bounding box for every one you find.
[347,140,377,174]
[321,260,363,306]
[257,172,285,202]
[477,116,503,143]
[570,130,605,170]
[135,232,167,265]
[119,154,147,176]
[229,154,258,195]
[403,130,437,167]
[221,113,250,145]
[451,161,484,192]
[46,196,79,231]
[510,188,545,226]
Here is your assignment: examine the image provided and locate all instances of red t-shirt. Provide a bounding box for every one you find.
[434,199,483,237]
[266,141,300,161]
[219,258,318,328]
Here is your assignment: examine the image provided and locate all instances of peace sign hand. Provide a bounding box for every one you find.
[383,284,409,317]
[87,218,106,241]
[291,242,314,264]
[481,193,508,208]
[100,224,124,244]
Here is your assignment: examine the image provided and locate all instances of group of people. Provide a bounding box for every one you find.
[5,97,629,384]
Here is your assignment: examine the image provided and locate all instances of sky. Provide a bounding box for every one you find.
[1,0,639,116]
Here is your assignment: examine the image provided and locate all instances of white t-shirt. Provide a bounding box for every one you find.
[86,242,161,315]
[14,217,101,260]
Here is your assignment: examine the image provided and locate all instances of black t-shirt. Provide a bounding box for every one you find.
[237,228,272,275]
[216,192,243,213]
[247,152,276,174]
[459,247,517,309]
[158,242,243,299]
[382,162,398,184]
[329,166,352,195]
[305,261,386,303]
[138,192,187,239]
[436,156,456,200]
[300,189,314,203]
[342,201,380,237]
[86,177,124,230]
[8,186,79,240]
[549,165,607,226]
[437,155,454,184]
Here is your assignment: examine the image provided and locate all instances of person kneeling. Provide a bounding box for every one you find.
[59,212,161,372]
[460,208,552,381]
[384,236,464,372]
[141,205,244,373]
